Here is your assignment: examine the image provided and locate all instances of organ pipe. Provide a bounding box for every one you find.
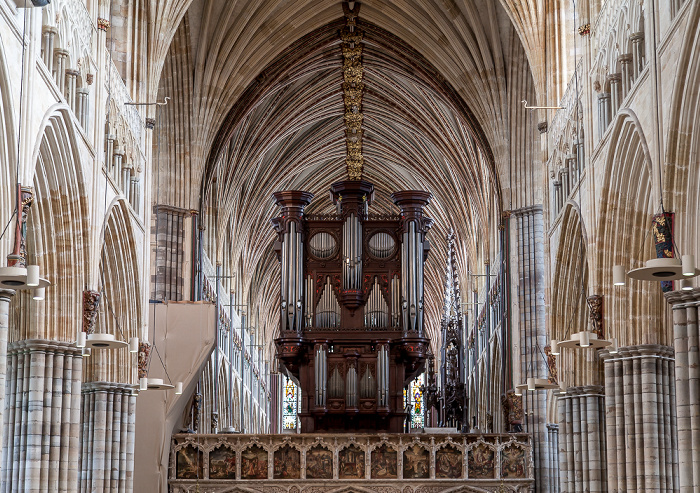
[315,277,341,328]
[364,277,389,328]
[342,213,362,290]
[391,275,400,327]
[377,344,389,408]
[314,345,327,407]
[346,366,358,407]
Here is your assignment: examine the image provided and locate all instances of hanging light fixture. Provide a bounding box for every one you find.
[613,265,626,286]
[82,348,91,358]
[139,377,148,391]
[76,331,87,348]
[175,382,183,395]
[129,336,139,353]
[85,333,128,350]
[145,378,174,390]
[558,330,611,349]
[515,378,558,392]
[681,278,693,291]
[32,287,44,301]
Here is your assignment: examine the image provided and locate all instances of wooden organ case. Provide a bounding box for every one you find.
[273,180,433,433]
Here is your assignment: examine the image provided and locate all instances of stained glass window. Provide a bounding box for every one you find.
[404,374,425,429]
[282,375,299,430]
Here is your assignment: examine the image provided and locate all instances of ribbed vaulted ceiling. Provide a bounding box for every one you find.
[153,0,537,353]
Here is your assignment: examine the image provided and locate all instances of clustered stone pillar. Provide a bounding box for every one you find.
[113,150,123,186]
[665,290,700,492]
[41,26,57,71]
[53,49,69,95]
[65,69,79,113]
[608,73,622,115]
[76,88,90,131]
[631,32,645,80]
[80,383,137,492]
[553,179,562,216]
[601,345,678,492]
[597,92,611,136]
[619,54,632,96]
[557,385,606,492]
[566,154,578,187]
[0,289,14,461]
[547,424,560,492]
[1,340,83,492]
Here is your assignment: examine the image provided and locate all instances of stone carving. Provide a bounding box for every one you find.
[543,345,557,383]
[586,294,603,338]
[82,290,100,335]
[7,186,34,268]
[169,433,533,489]
[137,342,151,379]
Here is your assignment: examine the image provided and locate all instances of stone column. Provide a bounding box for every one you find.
[130,174,139,212]
[1,340,83,492]
[553,180,562,216]
[601,345,678,492]
[631,32,645,81]
[65,69,78,113]
[0,289,14,468]
[598,93,611,136]
[665,290,700,492]
[608,73,622,115]
[53,49,69,94]
[113,151,123,186]
[512,207,552,492]
[547,424,560,492]
[41,26,57,71]
[566,154,578,186]
[619,54,633,97]
[574,137,584,173]
[105,134,115,177]
[122,161,132,201]
[76,88,89,131]
[80,383,137,493]
[557,385,606,492]
[560,167,570,200]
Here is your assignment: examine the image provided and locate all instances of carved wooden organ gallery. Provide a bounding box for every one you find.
[272,180,433,432]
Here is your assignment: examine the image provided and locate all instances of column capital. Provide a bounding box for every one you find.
[617,53,633,64]
[0,288,16,301]
[53,48,69,58]
[630,31,645,42]
[42,25,58,35]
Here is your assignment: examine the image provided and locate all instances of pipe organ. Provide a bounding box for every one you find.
[273,180,432,432]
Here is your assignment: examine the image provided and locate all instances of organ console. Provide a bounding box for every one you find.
[272,180,433,432]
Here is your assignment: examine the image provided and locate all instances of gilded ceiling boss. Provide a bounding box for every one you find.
[342,2,364,180]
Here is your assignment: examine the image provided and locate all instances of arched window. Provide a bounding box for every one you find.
[282,375,299,430]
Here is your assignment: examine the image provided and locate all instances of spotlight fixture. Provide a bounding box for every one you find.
[139,377,148,391]
[609,337,619,354]
[551,339,560,355]
[85,333,129,350]
[175,382,183,395]
[683,255,696,276]
[32,287,44,301]
[558,330,612,349]
[82,348,91,357]
[76,332,87,348]
[613,265,626,286]
[681,278,693,291]
[129,337,139,353]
